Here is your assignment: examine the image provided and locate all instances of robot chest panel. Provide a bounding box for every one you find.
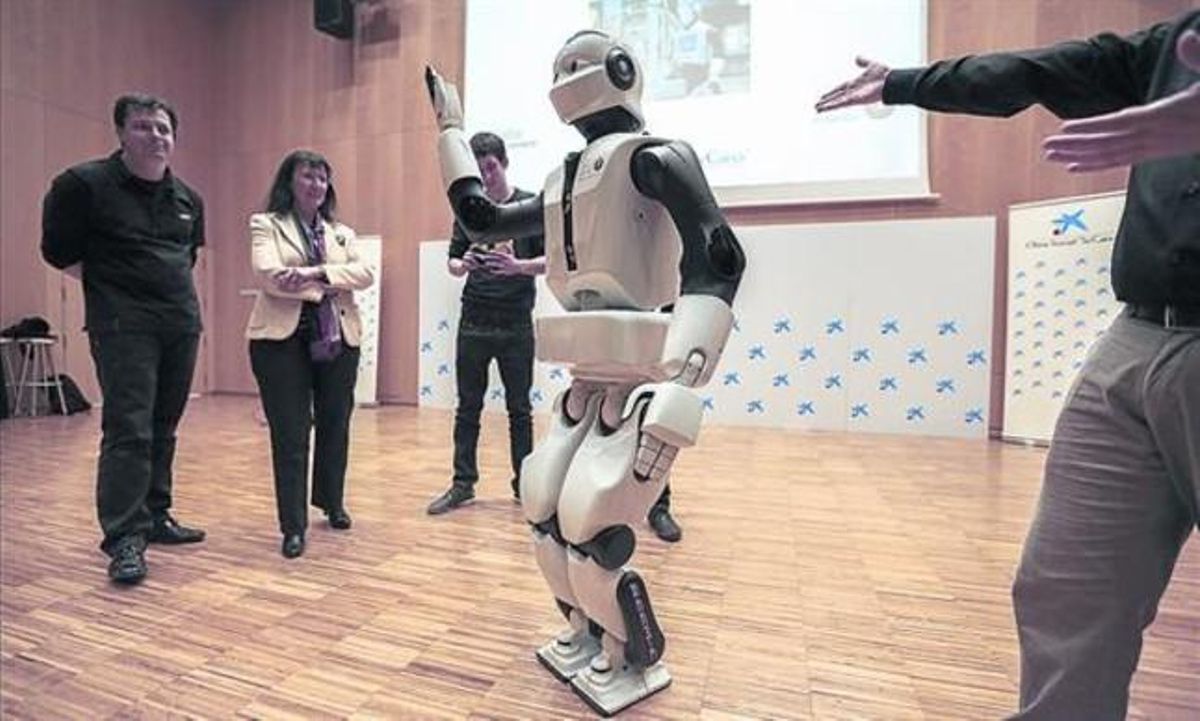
[544,135,681,310]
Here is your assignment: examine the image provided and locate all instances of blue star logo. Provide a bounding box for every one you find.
[773,318,792,334]
[797,401,816,416]
[798,346,817,362]
[937,320,959,336]
[850,403,869,419]
[1052,209,1087,234]
[746,400,765,414]
[748,345,766,360]
[723,372,741,386]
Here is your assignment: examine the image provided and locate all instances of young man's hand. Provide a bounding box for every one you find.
[480,251,525,276]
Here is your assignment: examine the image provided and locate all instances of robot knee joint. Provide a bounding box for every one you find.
[575,524,636,571]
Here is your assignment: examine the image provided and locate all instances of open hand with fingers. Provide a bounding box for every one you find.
[1042,29,1200,172]
[815,56,891,113]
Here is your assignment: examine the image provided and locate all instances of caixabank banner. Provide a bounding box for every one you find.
[1003,191,1126,444]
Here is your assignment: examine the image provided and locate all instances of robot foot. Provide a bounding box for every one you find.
[535,628,602,682]
[570,656,672,717]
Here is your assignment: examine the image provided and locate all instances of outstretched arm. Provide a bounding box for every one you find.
[424,66,544,242]
[1042,28,1200,171]
[632,141,745,386]
[816,21,1174,120]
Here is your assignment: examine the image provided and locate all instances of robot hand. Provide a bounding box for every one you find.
[424,65,464,131]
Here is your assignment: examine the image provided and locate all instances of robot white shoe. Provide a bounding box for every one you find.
[570,654,672,717]
[535,626,603,682]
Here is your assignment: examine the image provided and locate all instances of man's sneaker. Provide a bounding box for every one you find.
[426,485,475,515]
[108,536,148,584]
[148,514,206,544]
[648,508,682,543]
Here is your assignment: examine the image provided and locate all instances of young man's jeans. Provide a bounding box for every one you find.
[1010,308,1199,721]
[452,312,534,489]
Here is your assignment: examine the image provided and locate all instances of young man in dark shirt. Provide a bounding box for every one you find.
[817,11,1199,720]
[41,94,207,584]
[427,132,547,515]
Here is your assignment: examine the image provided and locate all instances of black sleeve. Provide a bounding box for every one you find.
[41,170,90,270]
[882,21,1169,119]
[448,220,470,259]
[447,179,545,244]
[190,190,205,266]
[631,140,745,305]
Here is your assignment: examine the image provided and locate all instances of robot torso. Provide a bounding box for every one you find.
[543,133,682,312]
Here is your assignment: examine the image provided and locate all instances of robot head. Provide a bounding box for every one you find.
[549,30,644,137]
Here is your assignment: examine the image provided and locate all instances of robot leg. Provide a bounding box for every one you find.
[556,383,703,715]
[521,382,606,680]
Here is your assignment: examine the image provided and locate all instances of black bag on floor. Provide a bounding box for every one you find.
[48,374,91,415]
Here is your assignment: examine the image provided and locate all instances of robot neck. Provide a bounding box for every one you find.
[573,107,643,143]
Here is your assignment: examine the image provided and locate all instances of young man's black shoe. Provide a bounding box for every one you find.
[108,536,148,584]
[147,514,206,544]
[426,485,476,515]
[648,508,682,543]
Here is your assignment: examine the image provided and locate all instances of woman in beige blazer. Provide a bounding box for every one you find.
[246,150,374,559]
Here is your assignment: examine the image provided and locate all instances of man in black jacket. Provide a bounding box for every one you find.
[42,94,207,585]
[817,11,1199,721]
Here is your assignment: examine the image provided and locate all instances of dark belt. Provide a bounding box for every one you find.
[1126,303,1200,329]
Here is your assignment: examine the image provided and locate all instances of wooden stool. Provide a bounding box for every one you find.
[13,337,68,417]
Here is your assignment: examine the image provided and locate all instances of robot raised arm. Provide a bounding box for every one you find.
[425,66,545,243]
[631,141,746,386]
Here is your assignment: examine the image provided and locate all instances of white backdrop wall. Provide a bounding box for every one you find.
[353,235,383,406]
[419,217,996,439]
[1003,191,1125,444]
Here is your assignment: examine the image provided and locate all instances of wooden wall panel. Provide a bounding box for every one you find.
[3,0,1195,415]
[206,0,466,401]
[0,0,224,397]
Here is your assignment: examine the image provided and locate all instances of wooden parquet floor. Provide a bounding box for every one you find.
[1,395,1196,720]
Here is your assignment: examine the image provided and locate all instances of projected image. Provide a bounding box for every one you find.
[589,0,751,100]
[465,0,927,204]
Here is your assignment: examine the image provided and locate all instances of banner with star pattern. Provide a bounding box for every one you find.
[1003,191,1125,444]
[419,216,995,438]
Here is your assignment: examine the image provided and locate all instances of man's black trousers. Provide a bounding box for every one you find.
[89,331,199,554]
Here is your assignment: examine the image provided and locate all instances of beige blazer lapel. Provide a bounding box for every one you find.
[274,213,309,260]
[321,219,349,263]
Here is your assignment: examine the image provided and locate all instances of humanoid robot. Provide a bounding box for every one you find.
[426,30,744,716]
